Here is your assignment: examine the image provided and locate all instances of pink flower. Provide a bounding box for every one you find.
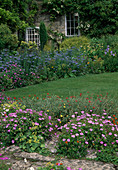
[109,132,112,135]
[62,139,66,141]
[85,141,88,144]
[116,140,118,143]
[100,141,103,144]
[48,116,51,120]
[100,124,103,126]
[35,122,39,125]
[12,140,15,144]
[104,143,107,146]
[98,150,101,152]
[67,139,70,142]
[71,135,75,138]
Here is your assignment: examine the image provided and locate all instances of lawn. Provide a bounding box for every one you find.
[4,72,118,100]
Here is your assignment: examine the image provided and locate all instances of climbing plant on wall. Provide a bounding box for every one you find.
[41,0,118,38]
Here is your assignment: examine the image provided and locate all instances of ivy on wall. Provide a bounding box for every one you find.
[41,0,118,37]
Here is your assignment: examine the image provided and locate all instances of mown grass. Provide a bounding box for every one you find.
[4,72,118,100]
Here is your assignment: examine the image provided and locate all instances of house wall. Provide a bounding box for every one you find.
[35,14,65,35]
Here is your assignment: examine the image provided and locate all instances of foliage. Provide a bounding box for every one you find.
[41,0,78,21]
[0,0,39,43]
[42,0,118,37]
[0,101,26,117]
[60,36,90,51]
[0,35,118,92]
[0,0,39,32]
[102,46,118,72]
[0,159,12,170]
[0,24,18,51]
[39,21,48,51]
[18,41,38,53]
[0,63,41,91]
[87,56,105,74]
[89,35,118,51]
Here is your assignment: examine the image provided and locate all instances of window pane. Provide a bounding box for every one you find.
[67,29,70,35]
[75,28,78,35]
[67,21,70,27]
[71,20,74,27]
[71,28,74,35]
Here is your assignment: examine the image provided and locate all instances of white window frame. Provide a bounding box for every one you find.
[26,27,40,46]
[65,13,80,37]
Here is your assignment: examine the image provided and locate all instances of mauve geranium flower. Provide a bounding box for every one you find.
[12,140,15,144]
[104,143,107,146]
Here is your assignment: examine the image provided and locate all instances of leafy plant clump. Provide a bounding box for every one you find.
[0,92,118,166]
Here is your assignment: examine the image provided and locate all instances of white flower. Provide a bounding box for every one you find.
[24,158,27,163]
[29,167,35,170]
[6,109,9,112]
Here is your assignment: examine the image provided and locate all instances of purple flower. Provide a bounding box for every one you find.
[67,139,70,142]
[62,139,66,141]
[100,141,103,144]
[109,132,112,135]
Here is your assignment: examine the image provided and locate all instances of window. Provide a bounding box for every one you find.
[26,27,40,46]
[65,13,80,36]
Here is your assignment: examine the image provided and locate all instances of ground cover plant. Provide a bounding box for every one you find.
[0,91,118,170]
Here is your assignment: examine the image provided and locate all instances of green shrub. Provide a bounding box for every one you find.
[0,72,13,91]
[90,34,118,52]
[0,24,18,51]
[60,36,90,51]
[39,21,48,51]
[18,41,38,54]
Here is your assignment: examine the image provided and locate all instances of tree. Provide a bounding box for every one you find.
[39,21,48,51]
[0,0,39,42]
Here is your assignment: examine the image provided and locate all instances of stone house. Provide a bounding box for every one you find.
[25,1,80,47]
